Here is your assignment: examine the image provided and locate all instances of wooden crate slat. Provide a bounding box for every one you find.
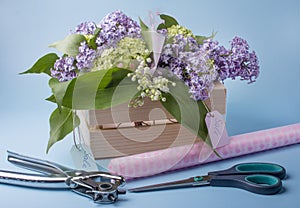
[78,81,226,159]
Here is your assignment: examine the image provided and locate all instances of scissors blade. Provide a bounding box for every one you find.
[129,175,211,192]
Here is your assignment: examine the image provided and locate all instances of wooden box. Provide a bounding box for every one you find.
[78,81,226,159]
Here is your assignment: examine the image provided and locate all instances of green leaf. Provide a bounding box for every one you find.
[48,78,73,110]
[47,107,79,153]
[49,34,86,56]
[49,69,111,108]
[47,67,135,110]
[139,17,149,31]
[141,31,154,51]
[66,69,116,109]
[69,70,137,110]
[47,70,110,109]
[160,73,211,145]
[20,53,59,76]
[195,36,208,45]
[94,76,139,110]
[139,17,155,51]
[106,67,133,88]
[45,94,56,102]
[195,31,217,44]
[157,14,179,30]
[87,28,101,50]
[46,69,138,152]
[165,36,175,45]
[141,30,165,54]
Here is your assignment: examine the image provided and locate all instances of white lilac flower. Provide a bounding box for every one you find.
[128,61,175,107]
[93,37,149,71]
[167,25,195,38]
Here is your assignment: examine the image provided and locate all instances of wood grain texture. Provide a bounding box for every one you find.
[78,81,226,159]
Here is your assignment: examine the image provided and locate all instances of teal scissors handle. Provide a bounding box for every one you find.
[207,162,286,195]
[209,174,282,195]
[208,162,286,179]
[129,163,286,194]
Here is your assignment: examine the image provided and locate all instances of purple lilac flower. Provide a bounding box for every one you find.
[157,28,168,36]
[74,21,97,35]
[96,10,141,47]
[204,37,259,83]
[159,35,191,80]
[229,37,259,83]
[159,34,218,100]
[73,22,98,71]
[76,41,96,70]
[184,50,218,100]
[245,51,259,82]
[203,39,231,81]
[50,56,77,82]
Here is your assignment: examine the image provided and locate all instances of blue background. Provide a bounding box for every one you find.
[0,0,299,207]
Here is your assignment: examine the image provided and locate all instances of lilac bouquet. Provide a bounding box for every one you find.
[22,10,259,152]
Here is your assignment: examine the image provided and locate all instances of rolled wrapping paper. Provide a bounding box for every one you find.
[108,123,300,179]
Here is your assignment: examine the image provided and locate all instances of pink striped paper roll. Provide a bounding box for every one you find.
[108,123,300,179]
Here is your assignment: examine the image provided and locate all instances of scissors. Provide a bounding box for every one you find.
[0,151,126,203]
[129,162,286,195]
